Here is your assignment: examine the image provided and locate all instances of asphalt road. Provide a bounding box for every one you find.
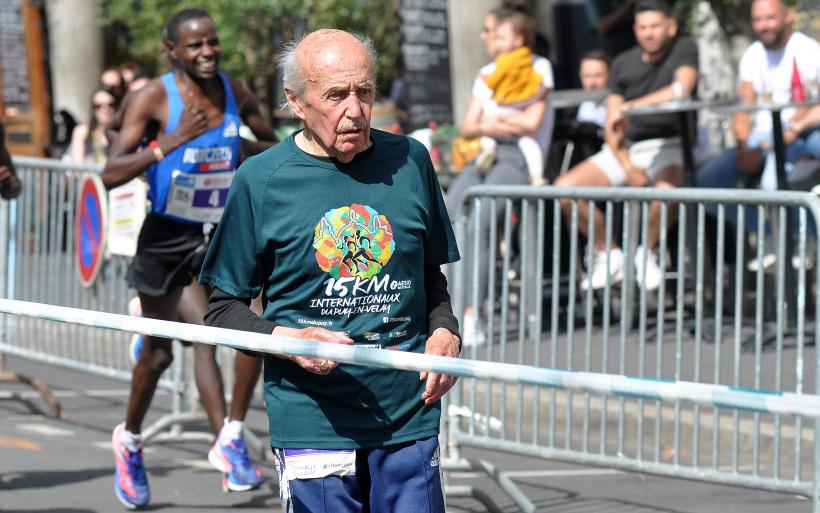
[0,355,812,513]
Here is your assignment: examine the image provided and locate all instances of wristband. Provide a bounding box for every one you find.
[149,140,164,161]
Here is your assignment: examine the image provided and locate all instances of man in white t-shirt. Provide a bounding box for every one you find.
[696,0,820,192]
[445,6,554,345]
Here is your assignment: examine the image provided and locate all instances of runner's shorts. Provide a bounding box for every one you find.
[126,212,209,297]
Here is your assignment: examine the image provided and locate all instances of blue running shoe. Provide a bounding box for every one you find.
[113,423,150,509]
[208,436,264,492]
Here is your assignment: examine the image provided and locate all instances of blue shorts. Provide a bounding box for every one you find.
[273,436,445,513]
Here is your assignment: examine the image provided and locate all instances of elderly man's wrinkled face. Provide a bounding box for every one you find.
[289,32,375,163]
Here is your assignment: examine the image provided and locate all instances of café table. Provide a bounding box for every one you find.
[551,88,608,111]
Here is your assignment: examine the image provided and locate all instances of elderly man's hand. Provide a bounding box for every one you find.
[272,326,353,375]
[420,327,460,405]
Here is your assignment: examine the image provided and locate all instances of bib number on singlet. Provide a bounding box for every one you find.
[164,169,234,223]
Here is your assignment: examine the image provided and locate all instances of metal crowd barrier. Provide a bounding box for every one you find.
[0,156,261,453]
[1,297,820,512]
[451,184,820,511]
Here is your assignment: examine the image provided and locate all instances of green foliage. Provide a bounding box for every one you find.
[307,0,401,89]
[100,0,402,113]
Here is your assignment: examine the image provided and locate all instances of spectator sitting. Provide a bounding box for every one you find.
[554,0,698,292]
[445,6,554,345]
[68,88,116,164]
[696,0,819,194]
[576,50,610,129]
[546,50,610,180]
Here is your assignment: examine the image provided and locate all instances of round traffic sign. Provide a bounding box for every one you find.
[75,173,107,287]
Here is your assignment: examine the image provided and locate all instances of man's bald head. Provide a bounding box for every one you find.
[751,0,787,12]
[279,29,379,163]
[751,0,793,49]
[280,29,377,103]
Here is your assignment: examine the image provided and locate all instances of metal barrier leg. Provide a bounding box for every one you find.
[445,485,507,513]
[814,417,820,513]
[0,353,62,417]
[443,457,536,513]
[142,411,211,444]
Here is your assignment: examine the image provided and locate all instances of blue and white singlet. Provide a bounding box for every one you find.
[146,71,242,225]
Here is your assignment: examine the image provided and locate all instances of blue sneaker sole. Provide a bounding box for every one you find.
[114,481,148,510]
[222,475,264,493]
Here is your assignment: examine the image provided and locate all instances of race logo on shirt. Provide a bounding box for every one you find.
[309,204,411,319]
[313,204,394,279]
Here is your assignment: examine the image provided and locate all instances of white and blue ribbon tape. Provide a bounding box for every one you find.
[0,298,817,419]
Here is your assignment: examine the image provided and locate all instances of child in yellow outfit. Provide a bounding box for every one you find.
[476,22,550,184]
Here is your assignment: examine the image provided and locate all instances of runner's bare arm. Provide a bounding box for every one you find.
[102,82,166,189]
[102,80,209,190]
[233,78,276,155]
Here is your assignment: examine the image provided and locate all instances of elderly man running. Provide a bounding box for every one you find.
[199,29,461,513]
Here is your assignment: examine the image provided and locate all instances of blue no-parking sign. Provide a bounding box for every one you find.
[75,173,107,287]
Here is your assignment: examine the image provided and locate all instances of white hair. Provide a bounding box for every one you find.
[278,30,378,113]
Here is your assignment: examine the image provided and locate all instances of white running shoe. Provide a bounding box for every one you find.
[747,253,776,272]
[634,246,663,291]
[581,248,624,291]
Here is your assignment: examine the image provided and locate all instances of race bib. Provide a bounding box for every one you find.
[164,169,234,223]
[282,449,356,480]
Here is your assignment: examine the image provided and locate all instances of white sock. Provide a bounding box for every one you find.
[219,419,244,443]
[119,427,141,453]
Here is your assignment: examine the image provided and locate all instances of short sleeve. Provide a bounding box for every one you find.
[414,142,460,266]
[472,65,494,101]
[803,36,820,82]
[674,37,699,70]
[534,57,554,90]
[738,44,757,84]
[608,53,626,97]
[199,160,267,298]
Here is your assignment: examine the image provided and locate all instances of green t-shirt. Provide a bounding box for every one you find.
[200,129,460,448]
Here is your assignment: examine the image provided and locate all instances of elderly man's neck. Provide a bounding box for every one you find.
[295,128,372,164]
